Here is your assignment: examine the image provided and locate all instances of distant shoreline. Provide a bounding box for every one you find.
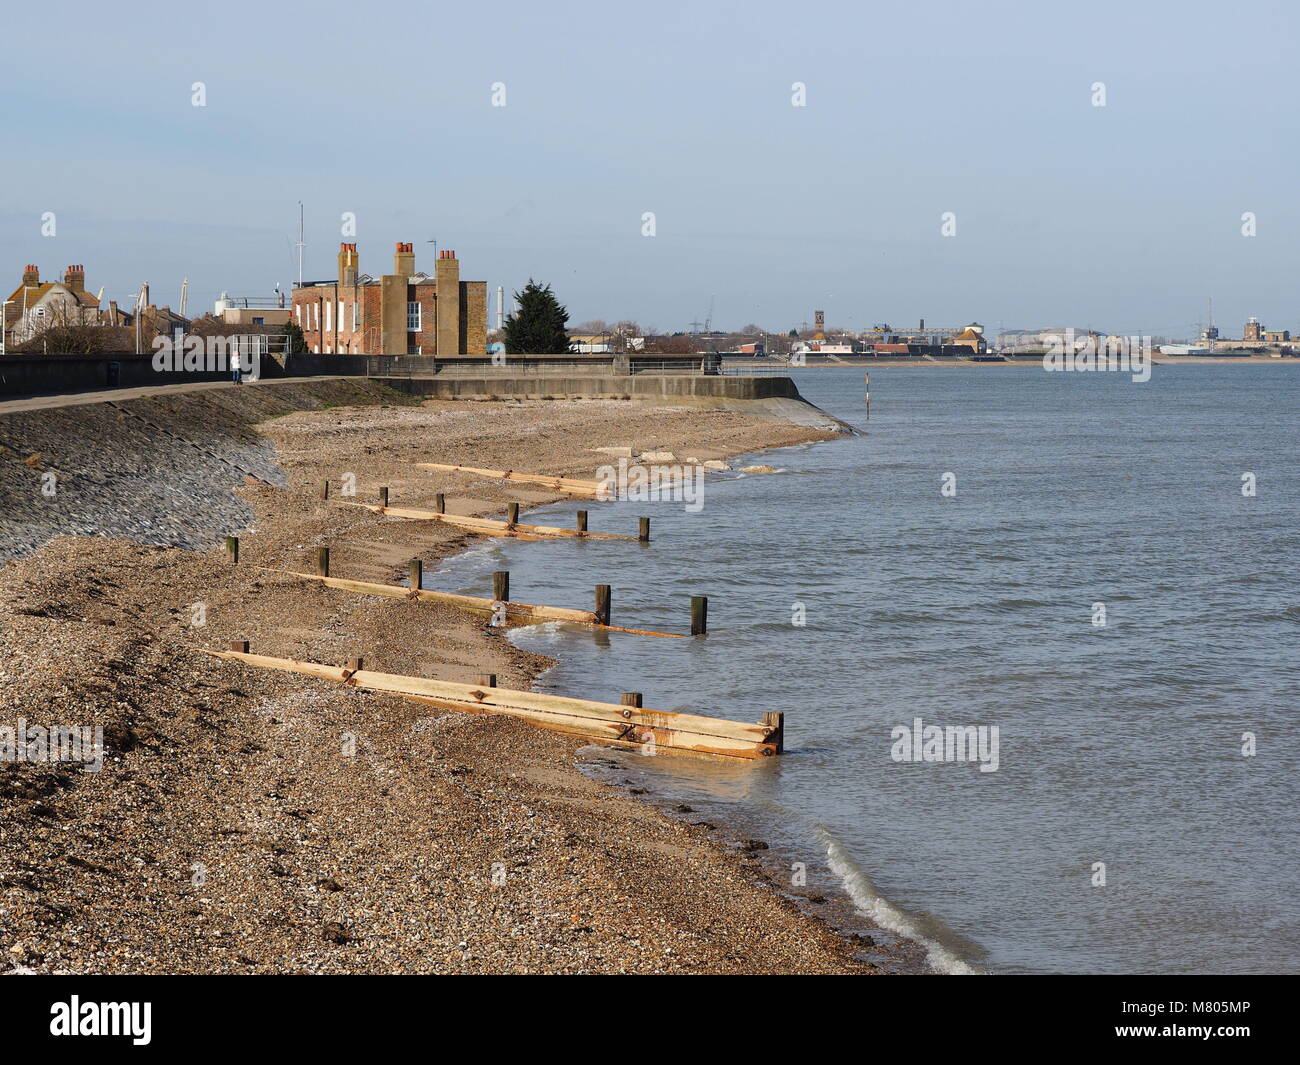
[723,356,1299,369]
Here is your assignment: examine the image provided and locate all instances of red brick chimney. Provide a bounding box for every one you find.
[338,243,358,287]
[21,264,39,286]
[64,264,85,293]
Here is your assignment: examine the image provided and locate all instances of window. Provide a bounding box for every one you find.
[352,302,359,330]
[338,302,344,332]
[252,316,264,325]
[324,300,331,332]
[312,303,318,330]
[407,301,421,331]
[295,305,302,325]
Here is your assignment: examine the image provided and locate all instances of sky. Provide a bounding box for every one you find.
[2,0,1297,338]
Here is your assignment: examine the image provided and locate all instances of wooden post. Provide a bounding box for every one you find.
[317,546,330,577]
[475,674,497,688]
[492,570,510,603]
[346,656,364,673]
[865,372,870,418]
[229,640,249,653]
[690,595,708,636]
[379,486,389,507]
[638,517,650,543]
[594,584,611,626]
[762,711,784,754]
[621,692,643,708]
[435,492,445,514]
[224,535,239,564]
[576,510,588,534]
[408,558,423,591]
[320,480,330,500]
[507,502,520,526]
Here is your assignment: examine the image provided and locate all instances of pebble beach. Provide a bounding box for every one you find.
[0,380,902,974]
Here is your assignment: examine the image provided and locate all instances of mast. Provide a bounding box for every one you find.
[295,202,305,287]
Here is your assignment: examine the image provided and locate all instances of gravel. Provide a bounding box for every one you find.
[0,384,891,974]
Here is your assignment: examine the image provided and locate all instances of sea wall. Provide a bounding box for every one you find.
[0,379,414,564]
[371,373,799,400]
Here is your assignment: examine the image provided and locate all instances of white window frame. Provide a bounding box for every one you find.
[407,301,421,331]
[324,300,331,333]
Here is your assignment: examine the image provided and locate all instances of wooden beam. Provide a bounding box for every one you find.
[202,649,779,760]
[691,595,709,636]
[342,500,638,541]
[415,462,607,497]
[269,570,687,638]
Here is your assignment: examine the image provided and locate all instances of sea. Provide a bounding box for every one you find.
[425,364,1299,975]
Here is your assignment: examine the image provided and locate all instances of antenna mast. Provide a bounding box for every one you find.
[295,202,305,287]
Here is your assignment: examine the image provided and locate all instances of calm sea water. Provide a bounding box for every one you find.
[429,365,1300,974]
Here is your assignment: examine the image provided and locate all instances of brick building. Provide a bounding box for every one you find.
[292,242,486,355]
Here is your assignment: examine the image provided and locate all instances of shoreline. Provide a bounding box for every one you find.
[726,355,1299,368]
[450,442,940,974]
[482,444,947,975]
[0,385,897,974]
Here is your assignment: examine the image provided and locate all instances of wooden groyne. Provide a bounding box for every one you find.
[415,463,607,498]
[270,567,690,638]
[340,499,646,542]
[206,645,781,760]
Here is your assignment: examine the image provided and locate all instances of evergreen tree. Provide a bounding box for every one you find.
[283,318,307,355]
[503,280,571,354]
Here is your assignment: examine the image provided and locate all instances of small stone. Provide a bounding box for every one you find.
[322,921,350,944]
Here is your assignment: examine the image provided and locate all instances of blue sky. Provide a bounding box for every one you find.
[2,0,1296,337]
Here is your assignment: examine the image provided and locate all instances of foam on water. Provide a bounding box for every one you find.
[817,827,984,975]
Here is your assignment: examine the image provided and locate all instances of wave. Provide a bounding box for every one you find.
[818,827,985,975]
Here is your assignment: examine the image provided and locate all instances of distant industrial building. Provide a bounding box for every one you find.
[292,243,486,355]
[1234,318,1291,350]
